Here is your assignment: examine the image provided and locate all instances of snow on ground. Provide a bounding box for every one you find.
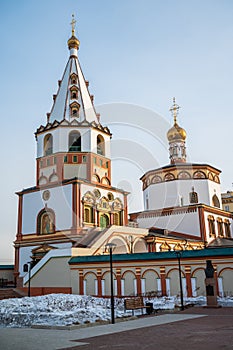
[0,294,232,328]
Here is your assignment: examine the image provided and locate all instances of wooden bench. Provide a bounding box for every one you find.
[124,297,151,315]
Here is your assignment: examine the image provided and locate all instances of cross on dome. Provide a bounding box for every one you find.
[70,14,76,36]
[169,97,180,125]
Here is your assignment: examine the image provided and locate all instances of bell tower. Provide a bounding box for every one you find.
[35,16,112,187]
[14,16,128,284]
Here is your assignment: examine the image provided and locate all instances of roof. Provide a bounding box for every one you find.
[0,265,14,270]
[69,247,233,264]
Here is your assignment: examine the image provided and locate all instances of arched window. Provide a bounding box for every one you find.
[69,131,81,152]
[217,218,224,237]
[84,206,94,224]
[97,135,105,156]
[99,214,109,229]
[189,187,198,204]
[212,194,220,208]
[44,134,53,156]
[37,208,55,234]
[70,73,78,85]
[224,220,231,238]
[113,212,121,225]
[70,102,80,118]
[208,215,216,237]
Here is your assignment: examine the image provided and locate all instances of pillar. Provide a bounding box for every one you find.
[79,269,84,295]
[160,266,166,296]
[116,268,122,296]
[185,266,192,297]
[135,268,142,295]
[97,269,102,297]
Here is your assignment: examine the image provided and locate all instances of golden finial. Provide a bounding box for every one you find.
[169,97,180,124]
[67,14,80,51]
[70,14,76,36]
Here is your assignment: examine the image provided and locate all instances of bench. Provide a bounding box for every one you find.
[124,297,152,315]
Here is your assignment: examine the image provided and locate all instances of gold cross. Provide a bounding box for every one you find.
[70,14,76,36]
[169,97,180,124]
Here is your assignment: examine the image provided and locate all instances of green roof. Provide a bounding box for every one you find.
[0,265,14,270]
[69,247,233,264]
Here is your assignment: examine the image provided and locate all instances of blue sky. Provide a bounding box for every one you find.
[0,0,233,263]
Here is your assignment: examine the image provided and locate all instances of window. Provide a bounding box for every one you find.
[100,159,103,167]
[84,206,94,223]
[212,194,220,208]
[40,161,43,168]
[224,205,230,212]
[113,213,121,225]
[106,161,109,168]
[53,157,57,164]
[97,135,105,156]
[47,159,50,166]
[224,220,231,238]
[217,218,224,237]
[73,155,77,163]
[208,215,216,237]
[44,134,53,156]
[93,157,97,164]
[82,156,87,163]
[69,131,81,152]
[70,102,80,118]
[64,155,67,163]
[189,187,198,204]
[70,73,78,85]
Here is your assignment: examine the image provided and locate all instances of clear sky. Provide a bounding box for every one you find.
[0,0,233,264]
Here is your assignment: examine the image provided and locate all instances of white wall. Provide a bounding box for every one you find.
[22,184,72,233]
[144,179,221,210]
[19,243,72,277]
[137,210,201,237]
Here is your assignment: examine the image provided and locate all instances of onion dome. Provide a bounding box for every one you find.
[167,122,186,142]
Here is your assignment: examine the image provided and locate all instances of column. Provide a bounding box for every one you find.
[97,269,102,297]
[160,266,167,296]
[79,269,84,295]
[116,268,122,296]
[185,266,192,297]
[135,268,142,296]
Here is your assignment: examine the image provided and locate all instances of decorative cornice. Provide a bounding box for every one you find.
[35,119,111,137]
[141,163,221,190]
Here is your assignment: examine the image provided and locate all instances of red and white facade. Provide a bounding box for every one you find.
[14,27,129,285]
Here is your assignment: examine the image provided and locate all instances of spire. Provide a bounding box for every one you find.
[67,14,80,53]
[48,17,99,124]
[167,98,187,164]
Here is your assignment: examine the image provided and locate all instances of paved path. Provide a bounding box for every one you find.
[64,307,233,350]
[0,313,203,350]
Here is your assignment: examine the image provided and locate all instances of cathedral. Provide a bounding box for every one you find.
[14,19,233,297]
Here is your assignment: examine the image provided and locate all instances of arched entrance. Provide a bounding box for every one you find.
[99,214,109,229]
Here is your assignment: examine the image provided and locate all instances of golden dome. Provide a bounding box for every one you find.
[67,35,80,50]
[167,122,186,142]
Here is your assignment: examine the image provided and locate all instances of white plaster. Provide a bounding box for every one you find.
[23,248,72,284]
[22,184,72,233]
[144,179,221,210]
[137,209,200,237]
